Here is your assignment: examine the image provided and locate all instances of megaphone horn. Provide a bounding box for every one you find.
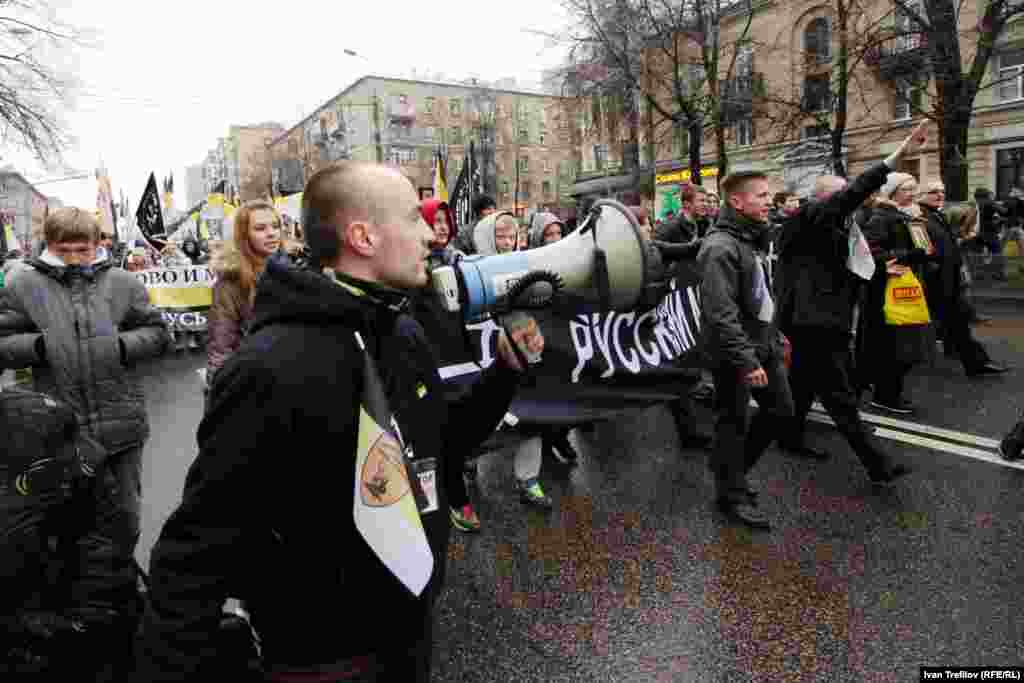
[431,199,648,321]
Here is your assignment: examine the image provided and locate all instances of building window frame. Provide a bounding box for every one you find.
[803,73,832,113]
[424,97,435,113]
[450,98,461,116]
[893,77,923,121]
[997,48,1024,103]
[734,118,755,147]
[804,17,831,64]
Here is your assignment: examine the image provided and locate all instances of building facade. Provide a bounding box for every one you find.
[267,76,579,217]
[200,122,285,203]
[0,171,48,252]
[185,164,205,209]
[634,0,1024,217]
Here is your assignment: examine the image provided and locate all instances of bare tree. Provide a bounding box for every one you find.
[0,1,88,166]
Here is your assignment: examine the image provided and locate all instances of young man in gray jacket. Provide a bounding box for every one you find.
[0,208,168,622]
[698,171,791,530]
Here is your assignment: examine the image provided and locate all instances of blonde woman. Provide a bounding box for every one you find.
[206,200,282,385]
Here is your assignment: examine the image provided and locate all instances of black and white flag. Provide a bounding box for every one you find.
[135,172,166,249]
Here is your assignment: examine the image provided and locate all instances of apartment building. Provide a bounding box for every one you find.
[200,122,285,203]
[266,75,579,217]
[639,0,1024,217]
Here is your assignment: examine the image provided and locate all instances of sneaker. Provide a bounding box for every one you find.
[869,399,913,415]
[450,504,481,532]
[518,478,553,508]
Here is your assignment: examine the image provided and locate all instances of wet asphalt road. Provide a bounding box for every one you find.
[136,302,1024,682]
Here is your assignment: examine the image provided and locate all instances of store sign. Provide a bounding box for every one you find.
[655,167,719,185]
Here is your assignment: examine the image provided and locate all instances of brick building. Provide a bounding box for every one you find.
[200,122,285,203]
[266,76,579,217]
[639,0,1024,217]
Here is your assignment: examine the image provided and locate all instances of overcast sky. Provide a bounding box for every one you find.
[12,0,571,210]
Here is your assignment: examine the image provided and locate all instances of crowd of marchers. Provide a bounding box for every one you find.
[2,120,1024,681]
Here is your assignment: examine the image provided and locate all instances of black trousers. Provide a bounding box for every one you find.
[941,308,991,372]
[785,326,892,477]
[710,359,794,503]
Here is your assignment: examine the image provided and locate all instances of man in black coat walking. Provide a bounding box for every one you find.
[775,121,929,485]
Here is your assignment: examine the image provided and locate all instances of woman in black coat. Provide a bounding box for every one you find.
[859,174,936,415]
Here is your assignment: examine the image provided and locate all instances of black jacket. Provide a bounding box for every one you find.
[654,213,699,244]
[776,162,890,335]
[697,205,782,373]
[136,255,521,679]
[920,203,966,323]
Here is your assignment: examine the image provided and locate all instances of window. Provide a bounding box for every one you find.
[542,180,552,196]
[594,144,608,170]
[996,147,1024,197]
[895,0,924,52]
[893,78,922,120]
[803,124,829,139]
[501,180,510,195]
[539,132,546,145]
[998,48,1024,102]
[734,118,755,147]
[518,157,529,173]
[450,98,461,116]
[736,44,754,78]
[449,126,463,144]
[543,158,551,173]
[518,127,529,143]
[424,97,435,113]
[803,74,832,112]
[804,17,831,64]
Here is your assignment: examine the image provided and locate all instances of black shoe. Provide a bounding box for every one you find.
[999,439,1021,461]
[679,433,714,450]
[716,498,771,530]
[778,443,830,461]
[966,363,1009,378]
[869,463,914,485]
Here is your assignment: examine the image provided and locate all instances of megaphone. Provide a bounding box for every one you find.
[431,199,648,322]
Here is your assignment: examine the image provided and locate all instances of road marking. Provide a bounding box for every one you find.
[804,412,1024,471]
[810,401,1001,449]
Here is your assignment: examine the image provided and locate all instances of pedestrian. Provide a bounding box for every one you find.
[181,236,209,266]
[861,173,936,415]
[467,210,555,508]
[655,183,707,244]
[205,200,282,390]
[698,171,794,530]
[452,195,496,255]
[974,187,1010,280]
[918,181,1007,377]
[421,198,462,271]
[136,161,543,681]
[0,207,169,634]
[775,121,927,483]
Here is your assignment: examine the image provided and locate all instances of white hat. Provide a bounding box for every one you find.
[880,172,917,197]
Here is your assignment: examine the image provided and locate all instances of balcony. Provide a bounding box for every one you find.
[719,73,764,123]
[866,36,929,81]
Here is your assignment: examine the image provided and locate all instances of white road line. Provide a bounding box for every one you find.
[810,401,1001,449]
[805,412,1024,471]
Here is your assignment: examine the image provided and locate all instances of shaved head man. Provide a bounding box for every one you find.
[139,161,543,682]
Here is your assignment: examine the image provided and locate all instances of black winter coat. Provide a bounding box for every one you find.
[920,204,967,325]
[655,213,699,244]
[776,162,890,335]
[136,255,521,679]
[861,202,936,365]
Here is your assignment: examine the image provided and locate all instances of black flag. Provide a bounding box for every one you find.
[135,172,166,249]
[450,145,472,230]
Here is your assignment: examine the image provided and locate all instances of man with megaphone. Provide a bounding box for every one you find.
[137,161,544,682]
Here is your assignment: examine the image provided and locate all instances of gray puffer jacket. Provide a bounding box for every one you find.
[0,256,169,455]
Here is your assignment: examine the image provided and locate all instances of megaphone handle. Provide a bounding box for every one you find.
[594,247,611,309]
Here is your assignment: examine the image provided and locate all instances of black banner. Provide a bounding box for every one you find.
[420,260,705,427]
[135,172,166,249]
[450,142,472,229]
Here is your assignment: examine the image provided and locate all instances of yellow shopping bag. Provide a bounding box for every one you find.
[884,270,931,326]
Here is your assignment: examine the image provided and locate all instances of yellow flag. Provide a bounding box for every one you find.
[433,153,448,202]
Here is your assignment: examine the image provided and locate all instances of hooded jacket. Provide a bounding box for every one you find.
[420,198,461,269]
[527,212,563,249]
[0,253,168,454]
[697,205,782,373]
[654,211,700,244]
[136,255,521,679]
[472,211,516,256]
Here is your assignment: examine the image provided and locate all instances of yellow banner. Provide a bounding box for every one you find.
[134,266,213,309]
[656,167,719,185]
